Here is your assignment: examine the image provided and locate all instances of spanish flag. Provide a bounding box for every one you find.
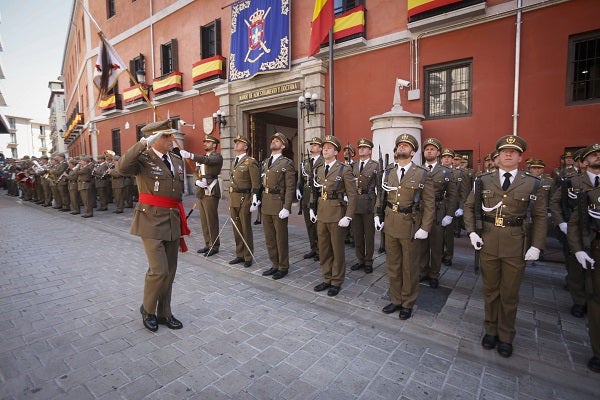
[408,0,462,18]
[309,0,334,56]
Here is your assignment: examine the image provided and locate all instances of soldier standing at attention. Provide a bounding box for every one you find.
[93,154,109,211]
[376,134,434,320]
[567,143,600,373]
[52,153,71,212]
[464,135,547,358]
[109,155,126,214]
[259,132,296,280]
[418,138,458,288]
[180,134,223,257]
[117,120,189,332]
[297,137,324,261]
[310,135,357,297]
[228,135,261,268]
[350,138,379,274]
[76,155,95,218]
[67,158,80,215]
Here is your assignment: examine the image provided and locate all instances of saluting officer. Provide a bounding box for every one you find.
[180,134,223,257]
[464,135,547,358]
[117,119,189,332]
[229,135,261,268]
[310,135,357,297]
[350,138,380,274]
[297,136,324,261]
[376,133,434,320]
[567,143,600,373]
[418,138,458,288]
[260,132,296,280]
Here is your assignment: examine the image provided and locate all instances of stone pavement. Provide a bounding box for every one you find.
[0,193,599,400]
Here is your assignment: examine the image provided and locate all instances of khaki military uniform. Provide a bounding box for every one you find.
[76,163,95,217]
[117,140,186,319]
[229,155,260,262]
[109,167,126,212]
[193,151,223,251]
[351,158,379,268]
[443,168,470,264]
[51,160,70,211]
[67,164,80,214]
[567,175,600,361]
[376,163,435,309]
[298,155,324,255]
[311,160,357,287]
[464,170,548,344]
[93,161,110,210]
[261,154,296,272]
[419,163,458,281]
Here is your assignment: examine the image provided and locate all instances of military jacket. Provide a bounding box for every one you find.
[93,162,110,188]
[549,169,580,225]
[50,160,69,186]
[109,167,126,189]
[351,158,379,214]
[427,164,458,222]
[229,154,260,207]
[450,167,471,209]
[375,163,434,239]
[193,151,223,198]
[76,163,94,190]
[117,141,185,241]
[260,155,296,215]
[310,160,357,223]
[464,170,548,257]
[567,174,600,253]
[297,155,324,205]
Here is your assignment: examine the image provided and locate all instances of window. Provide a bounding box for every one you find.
[8,118,15,129]
[201,20,222,59]
[129,54,145,85]
[40,138,46,148]
[424,60,472,119]
[567,30,600,104]
[334,0,363,14]
[40,126,45,136]
[112,129,121,155]
[160,39,178,76]
[107,0,116,18]
[10,133,16,143]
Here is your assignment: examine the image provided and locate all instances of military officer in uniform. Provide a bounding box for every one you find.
[67,158,80,214]
[441,148,469,266]
[259,132,296,280]
[93,154,110,211]
[567,143,600,373]
[117,119,189,332]
[52,153,71,212]
[229,135,260,268]
[76,155,95,218]
[552,150,577,179]
[310,135,357,296]
[350,138,379,274]
[418,138,458,288]
[376,133,434,319]
[464,135,547,358]
[109,155,126,214]
[297,136,324,261]
[180,134,223,257]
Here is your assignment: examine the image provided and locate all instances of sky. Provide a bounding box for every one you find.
[1,0,74,122]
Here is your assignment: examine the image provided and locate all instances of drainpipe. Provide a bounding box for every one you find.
[512,0,523,136]
[150,0,156,121]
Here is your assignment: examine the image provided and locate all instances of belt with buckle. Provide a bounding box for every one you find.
[229,188,250,193]
[387,202,413,214]
[483,215,523,227]
[264,187,280,194]
[321,192,339,200]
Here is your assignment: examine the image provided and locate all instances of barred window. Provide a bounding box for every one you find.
[425,60,472,119]
[568,30,600,104]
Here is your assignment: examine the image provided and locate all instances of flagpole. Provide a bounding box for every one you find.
[328,28,334,137]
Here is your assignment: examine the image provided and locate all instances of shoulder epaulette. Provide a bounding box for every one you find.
[522,170,540,180]
[415,164,428,172]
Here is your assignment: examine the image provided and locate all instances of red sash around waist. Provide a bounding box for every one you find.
[138,193,191,252]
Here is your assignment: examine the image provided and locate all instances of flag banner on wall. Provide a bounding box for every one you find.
[229,0,290,82]
[407,0,462,18]
[93,34,128,100]
[309,0,334,56]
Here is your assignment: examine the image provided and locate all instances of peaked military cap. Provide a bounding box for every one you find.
[344,143,356,156]
[423,138,442,151]
[530,159,545,168]
[323,135,341,151]
[561,150,574,159]
[491,150,500,159]
[483,153,492,161]
[271,132,289,148]
[203,134,220,144]
[395,133,419,151]
[455,153,465,160]
[496,135,527,153]
[462,155,469,161]
[573,148,583,161]
[309,136,323,146]
[441,148,455,157]
[357,138,374,149]
[234,135,251,146]
[525,157,535,164]
[582,143,600,160]
[141,119,176,137]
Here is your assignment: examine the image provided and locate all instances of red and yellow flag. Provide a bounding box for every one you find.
[309,0,334,56]
[408,0,462,18]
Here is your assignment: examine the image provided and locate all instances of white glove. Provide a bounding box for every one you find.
[146,132,163,146]
[343,195,349,203]
[278,208,290,219]
[309,209,317,223]
[441,215,453,227]
[179,150,193,159]
[296,188,302,201]
[414,228,428,240]
[251,194,261,207]
[195,179,207,188]
[338,216,352,227]
[374,216,384,231]
[558,222,568,235]
[524,246,541,261]
[469,232,483,250]
[455,208,463,217]
[250,203,258,213]
[575,251,595,269]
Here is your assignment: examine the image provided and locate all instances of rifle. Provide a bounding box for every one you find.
[473,177,483,273]
[254,149,264,225]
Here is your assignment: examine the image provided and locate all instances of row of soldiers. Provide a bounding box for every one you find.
[2,152,138,216]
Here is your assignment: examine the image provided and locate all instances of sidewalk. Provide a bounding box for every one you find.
[0,193,598,399]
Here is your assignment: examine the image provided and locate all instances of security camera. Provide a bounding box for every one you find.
[179,120,195,129]
[397,78,411,88]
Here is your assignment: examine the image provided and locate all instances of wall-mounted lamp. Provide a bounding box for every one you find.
[213,109,227,128]
[298,91,318,124]
[136,69,146,85]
